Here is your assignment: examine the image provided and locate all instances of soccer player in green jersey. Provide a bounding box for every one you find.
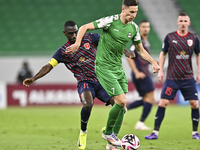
[66,0,160,148]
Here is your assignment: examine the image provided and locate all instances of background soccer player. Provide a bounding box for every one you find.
[65,0,160,148]
[126,20,155,130]
[145,12,200,140]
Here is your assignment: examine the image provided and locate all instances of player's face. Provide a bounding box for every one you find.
[122,5,138,23]
[139,22,150,37]
[177,16,190,31]
[63,25,78,44]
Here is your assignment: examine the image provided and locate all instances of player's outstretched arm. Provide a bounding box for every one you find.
[23,63,53,87]
[66,22,95,54]
[135,43,160,73]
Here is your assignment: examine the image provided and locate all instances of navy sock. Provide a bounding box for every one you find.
[191,108,199,131]
[127,99,143,110]
[81,107,91,131]
[140,102,152,122]
[154,106,166,131]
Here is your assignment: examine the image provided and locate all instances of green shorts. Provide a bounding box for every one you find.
[95,65,128,97]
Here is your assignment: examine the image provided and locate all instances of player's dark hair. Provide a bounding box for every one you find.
[122,0,139,6]
[178,12,189,17]
[139,20,149,25]
[64,20,76,28]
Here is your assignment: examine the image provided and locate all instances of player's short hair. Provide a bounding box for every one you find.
[139,20,149,25]
[122,0,139,6]
[64,20,76,28]
[178,12,189,17]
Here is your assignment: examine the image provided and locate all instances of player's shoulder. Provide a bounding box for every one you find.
[188,32,199,38]
[129,21,139,27]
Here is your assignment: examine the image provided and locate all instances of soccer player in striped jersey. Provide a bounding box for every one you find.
[126,20,155,130]
[145,12,200,140]
[23,21,135,150]
[65,0,160,148]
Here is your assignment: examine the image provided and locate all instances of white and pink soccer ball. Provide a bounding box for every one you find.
[121,134,140,150]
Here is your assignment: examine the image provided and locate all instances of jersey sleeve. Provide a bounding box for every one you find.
[48,48,63,67]
[90,33,100,47]
[194,35,200,54]
[162,35,169,53]
[93,15,118,30]
[131,25,141,45]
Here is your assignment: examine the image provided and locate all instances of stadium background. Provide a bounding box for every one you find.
[0,0,200,108]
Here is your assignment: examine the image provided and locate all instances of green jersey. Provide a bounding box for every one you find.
[93,14,141,70]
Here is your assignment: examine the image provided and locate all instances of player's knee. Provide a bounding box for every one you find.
[159,99,169,108]
[115,99,126,106]
[190,100,199,109]
[83,102,93,111]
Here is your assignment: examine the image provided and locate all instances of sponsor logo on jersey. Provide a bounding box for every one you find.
[172,40,177,44]
[187,39,193,47]
[114,29,119,32]
[128,32,132,38]
[176,51,189,59]
[84,43,90,50]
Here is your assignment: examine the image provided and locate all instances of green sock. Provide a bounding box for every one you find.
[104,103,124,135]
[113,109,125,135]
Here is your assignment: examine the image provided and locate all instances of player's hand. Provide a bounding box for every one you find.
[152,61,160,73]
[196,72,200,85]
[123,49,135,59]
[157,70,164,83]
[23,78,34,87]
[65,43,79,54]
[135,72,146,79]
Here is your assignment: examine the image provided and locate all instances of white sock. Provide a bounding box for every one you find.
[81,130,87,134]
[192,131,198,135]
[153,130,159,136]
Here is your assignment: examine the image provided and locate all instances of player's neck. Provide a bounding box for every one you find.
[177,30,188,36]
[120,13,129,25]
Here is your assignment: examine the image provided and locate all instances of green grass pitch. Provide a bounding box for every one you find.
[0,105,200,150]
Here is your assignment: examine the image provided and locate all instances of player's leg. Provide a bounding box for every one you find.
[189,100,200,139]
[181,78,200,139]
[135,91,154,130]
[126,74,144,110]
[145,79,178,140]
[95,67,126,146]
[102,94,126,146]
[77,81,95,149]
[134,76,155,130]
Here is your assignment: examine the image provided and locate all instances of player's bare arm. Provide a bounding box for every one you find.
[23,63,53,87]
[135,43,160,73]
[66,22,95,54]
[157,51,166,83]
[123,49,135,59]
[196,53,200,85]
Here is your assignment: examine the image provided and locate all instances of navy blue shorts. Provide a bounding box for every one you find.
[77,80,112,105]
[131,72,155,97]
[161,79,198,101]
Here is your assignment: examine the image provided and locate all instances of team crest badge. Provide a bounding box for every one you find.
[79,56,85,62]
[187,39,193,47]
[84,43,90,49]
[128,32,132,38]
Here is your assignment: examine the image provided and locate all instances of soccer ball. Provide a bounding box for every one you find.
[121,134,140,150]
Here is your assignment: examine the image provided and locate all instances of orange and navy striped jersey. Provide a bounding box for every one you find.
[49,33,100,82]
